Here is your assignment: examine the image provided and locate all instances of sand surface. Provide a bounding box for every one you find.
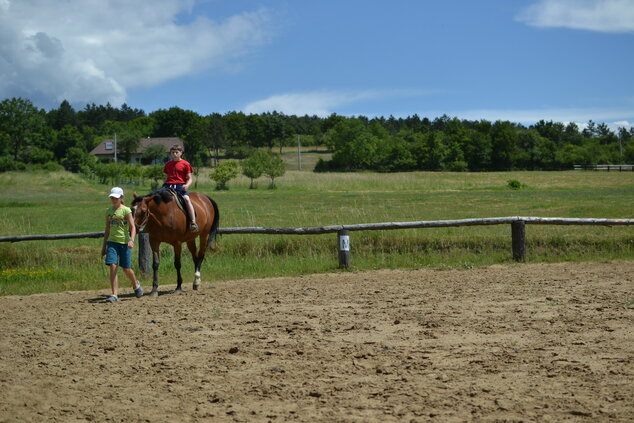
[1,261,633,422]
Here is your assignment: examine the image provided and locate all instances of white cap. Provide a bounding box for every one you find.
[109,187,124,198]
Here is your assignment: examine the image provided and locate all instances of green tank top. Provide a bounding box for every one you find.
[106,206,132,244]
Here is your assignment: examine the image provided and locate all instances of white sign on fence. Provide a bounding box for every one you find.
[339,235,350,252]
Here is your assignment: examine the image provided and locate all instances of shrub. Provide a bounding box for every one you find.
[61,148,92,173]
[262,153,286,189]
[144,165,164,190]
[0,157,19,172]
[41,161,64,171]
[242,150,269,189]
[507,179,524,190]
[141,144,167,165]
[209,160,240,190]
[446,160,468,172]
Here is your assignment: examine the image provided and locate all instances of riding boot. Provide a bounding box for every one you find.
[189,216,199,232]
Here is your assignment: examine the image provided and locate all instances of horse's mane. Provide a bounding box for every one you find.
[132,189,175,206]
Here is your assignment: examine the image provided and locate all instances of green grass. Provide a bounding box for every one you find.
[1,169,633,295]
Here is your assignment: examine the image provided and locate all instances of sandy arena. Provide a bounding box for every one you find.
[1,261,633,422]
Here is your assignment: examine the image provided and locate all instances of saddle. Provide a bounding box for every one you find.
[162,188,190,223]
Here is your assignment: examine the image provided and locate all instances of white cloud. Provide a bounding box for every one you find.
[517,0,634,32]
[244,91,354,116]
[606,120,633,131]
[441,107,634,129]
[244,89,430,116]
[0,0,271,109]
[245,92,634,131]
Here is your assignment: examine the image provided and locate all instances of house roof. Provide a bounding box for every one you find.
[89,137,184,156]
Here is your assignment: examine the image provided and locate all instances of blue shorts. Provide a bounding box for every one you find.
[162,183,189,196]
[105,241,132,268]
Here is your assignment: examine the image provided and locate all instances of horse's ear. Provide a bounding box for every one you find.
[133,192,138,199]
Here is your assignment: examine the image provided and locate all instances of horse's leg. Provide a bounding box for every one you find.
[150,239,161,297]
[173,243,184,294]
[194,231,210,290]
[186,239,201,290]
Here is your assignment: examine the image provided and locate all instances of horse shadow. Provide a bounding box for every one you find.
[86,289,176,303]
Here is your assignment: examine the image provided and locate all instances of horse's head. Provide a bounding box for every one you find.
[131,192,151,231]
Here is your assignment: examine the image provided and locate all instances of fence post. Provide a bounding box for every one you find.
[338,229,350,268]
[511,221,526,262]
[138,232,151,274]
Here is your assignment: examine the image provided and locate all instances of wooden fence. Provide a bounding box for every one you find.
[2,216,634,270]
[574,164,634,171]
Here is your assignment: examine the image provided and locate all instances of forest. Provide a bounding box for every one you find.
[1,97,633,173]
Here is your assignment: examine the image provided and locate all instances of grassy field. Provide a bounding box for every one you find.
[279,145,331,171]
[1,168,633,295]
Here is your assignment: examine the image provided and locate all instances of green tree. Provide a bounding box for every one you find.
[117,103,146,122]
[622,140,634,164]
[490,121,517,170]
[533,120,565,145]
[245,113,266,149]
[53,125,85,160]
[150,107,193,137]
[224,111,249,156]
[0,97,47,160]
[516,129,553,169]
[142,144,167,165]
[323,118,366,152]
[206,113,226,166]
[261,112,288,153]
[563,122,583,145]
[378,141,416,172]
[262,152,286,189]
[582,120,597,138]
[118,129,142,163]
[242,150,268,188]
[181,113,208,159]
[20,146,54,164]
[412,132,448,170]
[47,100,78,130]
[144,165,164,190]
[61,147,94,173]
[77,102,121,128]
[150,107,202,155]
[209,160,240,190]
[555,144,590,168]
[463,130,492,171]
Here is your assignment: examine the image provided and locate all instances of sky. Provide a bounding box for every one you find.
[1,0,633,129]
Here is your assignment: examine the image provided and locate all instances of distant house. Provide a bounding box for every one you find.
[89,137,184,164]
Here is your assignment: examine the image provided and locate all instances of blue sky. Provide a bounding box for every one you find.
[1,0,633,129]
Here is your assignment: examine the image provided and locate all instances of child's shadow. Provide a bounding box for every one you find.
[87,290,172,303]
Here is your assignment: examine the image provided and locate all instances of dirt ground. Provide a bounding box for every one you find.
[1,261,633,422]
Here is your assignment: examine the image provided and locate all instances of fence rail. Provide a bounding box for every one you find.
[1,217,633,268]
[574,164,634,171]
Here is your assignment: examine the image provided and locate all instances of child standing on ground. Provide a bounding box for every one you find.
[101,187,143,302]
[163,144,198,231]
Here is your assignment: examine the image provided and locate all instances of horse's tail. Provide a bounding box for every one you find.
[206,196,220,252]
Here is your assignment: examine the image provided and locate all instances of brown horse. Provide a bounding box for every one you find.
[132,189,219,296]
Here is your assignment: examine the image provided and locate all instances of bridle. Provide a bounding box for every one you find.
[133,200,152,231]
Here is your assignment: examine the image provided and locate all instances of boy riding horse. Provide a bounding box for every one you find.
[163,144,198,232]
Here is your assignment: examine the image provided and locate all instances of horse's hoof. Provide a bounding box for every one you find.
[193,284,200,291]
[174,289,184,295]
[150,291,159,298]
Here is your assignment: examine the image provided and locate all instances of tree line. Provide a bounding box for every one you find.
[1,96,633,173]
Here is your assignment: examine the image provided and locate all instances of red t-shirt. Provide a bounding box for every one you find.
[163,159,194,184]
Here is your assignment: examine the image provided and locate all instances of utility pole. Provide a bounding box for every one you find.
[297,135,301,170]
[114,132,117,163]
[619,137,623,162]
